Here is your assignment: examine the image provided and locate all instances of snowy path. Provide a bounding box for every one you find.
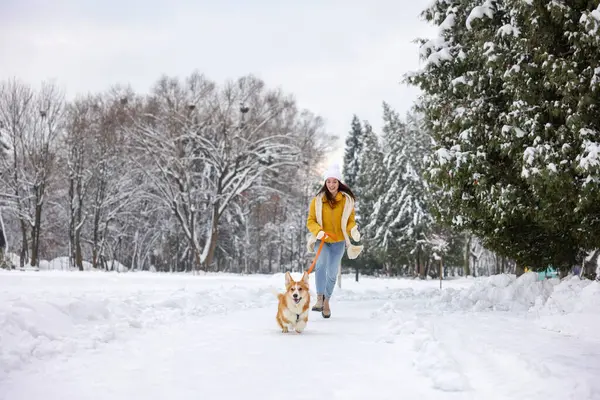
[3,300,436,400]
[1,271,599,399]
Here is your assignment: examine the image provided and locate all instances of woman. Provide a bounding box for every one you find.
[306,163,363,318]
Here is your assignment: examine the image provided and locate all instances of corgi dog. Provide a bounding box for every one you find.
[276,271,311,333]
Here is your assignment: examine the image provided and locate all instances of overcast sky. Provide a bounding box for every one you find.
[0,0,436,169]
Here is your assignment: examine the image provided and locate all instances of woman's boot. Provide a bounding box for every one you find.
[322,297,331,318]
[312,294,324,311]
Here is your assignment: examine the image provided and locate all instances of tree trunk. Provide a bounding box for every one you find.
[30,184,44,268]
[69,176,85,271]
[355,267,359,282]
[75,233,83,271]
[464,233,471,276]
[515,263,525,277]
[69,177,75,269]
[203,203,219,271]
[0,211,6,268]
[20,221,27,268]
[92,204,101,269]
[418,246,425,279]
[439,257,443,289]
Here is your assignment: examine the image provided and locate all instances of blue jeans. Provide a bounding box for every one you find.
[314,240,345,298]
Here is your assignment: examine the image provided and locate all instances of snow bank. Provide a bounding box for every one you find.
[532,275,600,337]
[373,272,600,338]
[4,252,128,272]
[0,271,279,381]
[432,272,559,312]
[428,272,600,318]
[2,269,598,385]
[373,273,600,396]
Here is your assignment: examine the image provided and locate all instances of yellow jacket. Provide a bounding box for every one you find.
[307,192,356,243]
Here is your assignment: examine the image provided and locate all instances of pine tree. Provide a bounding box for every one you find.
[342,116,369,279]
[353,120,373,219]
[406,0,600,272]
[356,121,385,226]
[343,115,363,190]
[401,112,435,277]
[355,119,386,274]
[383,110,435,277]
[367,103,412,273]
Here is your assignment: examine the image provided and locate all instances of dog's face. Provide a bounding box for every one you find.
[285,271,309,305]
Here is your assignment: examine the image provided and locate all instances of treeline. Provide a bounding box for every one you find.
[0,73,336,273]
[340,104,512,278]
[345,0,600,279]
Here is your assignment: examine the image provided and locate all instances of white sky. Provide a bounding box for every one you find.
[0,0,436,168]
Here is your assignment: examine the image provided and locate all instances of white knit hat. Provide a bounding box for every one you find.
[323,163,343,182]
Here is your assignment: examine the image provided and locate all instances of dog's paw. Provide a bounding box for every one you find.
[282,327,289,333]
[295,328,304,334]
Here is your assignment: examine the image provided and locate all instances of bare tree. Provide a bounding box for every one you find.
[85,88,141,270]
[130,73,302,271]
[0,73,335,273]
[0,79,64,267]
[60,96,96,270]
[218,109,335,274]
[0,79,33,267]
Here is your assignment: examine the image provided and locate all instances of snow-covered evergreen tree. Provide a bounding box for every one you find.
[342,119,384,275]
[356,119,385,258]
[406,0,600,272]
[366,103,404,272]
[343,115,363,190]
[367,103,436,275]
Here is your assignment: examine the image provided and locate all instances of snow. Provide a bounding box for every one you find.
[497,24,521,37]
[503,125,527,138]
[592,5,600,22]
[581,4,600,34]
[483,41,495,56]
[452,216,465,226]
[1,271,599,399]
[435,147,453,165]
[579,138,600,171]
[503,64,521,78]
[440,12,456,32]
[466,0,496,30]
[420,37,453,67]
[451,76,467,86]
[592,67,600,87]
[427,47,453,66]
[523,146,536,165]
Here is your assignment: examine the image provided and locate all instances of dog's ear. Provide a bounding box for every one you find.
[285,271,292,286]
[302,271,309,284]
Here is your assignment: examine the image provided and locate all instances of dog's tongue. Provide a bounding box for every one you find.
[294,297,301,304]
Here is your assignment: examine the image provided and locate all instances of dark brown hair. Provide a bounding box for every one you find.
[317,180,356,207]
